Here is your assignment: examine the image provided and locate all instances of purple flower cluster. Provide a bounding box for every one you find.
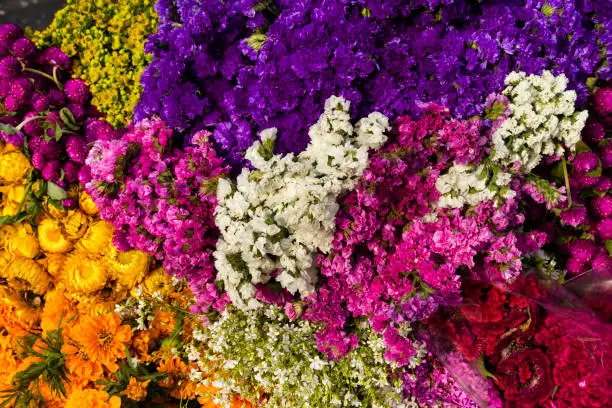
[135,0,611,169]
[302,106,542,364]
[83,118,231,313]
[0,24,106,192]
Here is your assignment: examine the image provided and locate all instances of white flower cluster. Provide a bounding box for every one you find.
[436,71,587,209]
[491,70,587,174]
[187,305,416,408]
[435,163,515,209]
[214,96,389,310]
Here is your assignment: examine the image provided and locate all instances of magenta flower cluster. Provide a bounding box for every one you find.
[303,105,544,365]
[554,85,612,279]
[83,118,231,313]
[0,24,105,197]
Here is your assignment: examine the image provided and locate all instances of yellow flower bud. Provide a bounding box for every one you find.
[0,202,20,217]
[0,251,14,277]
[43,253,66,278]
[6,258,51,294]
[138,267,172,298]
[62,210,89,240]
[106,245,150,289]
[0,151,31,183]
[79,191,99,216]
[76,220,114,256]
[6,184,28,204]
[61,252,108,294]
[38,219,73,254]
[0,225,18,250]
[7,232,41,259]
[44,198,68,219]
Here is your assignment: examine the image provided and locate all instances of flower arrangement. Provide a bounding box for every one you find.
[0,1,611,406]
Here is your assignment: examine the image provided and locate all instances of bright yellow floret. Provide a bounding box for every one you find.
[5,257,51,294]
[0,151,31,184]
[76,220,114,256]
[38,219,73,254]
[60,252,108,294]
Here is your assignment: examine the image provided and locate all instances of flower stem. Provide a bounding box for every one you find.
[561,156,572,208]
[15,115,48,132]
[22,66,63,90]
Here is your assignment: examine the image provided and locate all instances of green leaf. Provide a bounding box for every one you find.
[46,182,67,201]
[574,140,592,155]
[54,124,63,142]
[59,108,79,131]
[606,240,612,257]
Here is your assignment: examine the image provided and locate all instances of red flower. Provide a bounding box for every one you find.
[495,349,553,407]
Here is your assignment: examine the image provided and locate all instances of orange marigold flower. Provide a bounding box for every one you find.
[120,377,150,402]
[40,290,76,333]
[70,312,132,372]
[61,339,104,389]
[130,329,152,362]
[65,389,121,408]
[151,309,176,338]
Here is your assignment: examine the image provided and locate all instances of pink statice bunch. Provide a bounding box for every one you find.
[85,117,231,313]
[304,105,541,366]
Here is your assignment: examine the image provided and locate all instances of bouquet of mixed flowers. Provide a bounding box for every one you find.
[0,0,611,406]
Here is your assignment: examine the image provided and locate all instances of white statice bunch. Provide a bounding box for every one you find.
[490,70,588,174]
[436,70,586,209]
[435,162,515,208]
[214,96,389,310]
[187,305,419,408]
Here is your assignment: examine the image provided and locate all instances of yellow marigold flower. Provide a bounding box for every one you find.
[76,220,113,255]
[79,191,99,216]
[65,389,121,408]
[38,218,73,254]
[0,151,31,183]
[62,210,89,240]
[0,251,13,276]
[106,245,149,289]
[0,225,17,249]
[61,252,108,294]
[70,312,132,372]
[6,224,40,259]
[5,257,51,294]
[43,253,66,278]
[120,377,150,402]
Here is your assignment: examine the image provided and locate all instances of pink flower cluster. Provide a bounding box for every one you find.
[303,105,542,365]
[84,118,231,313]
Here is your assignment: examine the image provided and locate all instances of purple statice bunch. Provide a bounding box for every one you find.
[0,23,108,197]
[135,0,611,169]
[84,117,231,313]
[302,105,544,366]
[551,84,612,278]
